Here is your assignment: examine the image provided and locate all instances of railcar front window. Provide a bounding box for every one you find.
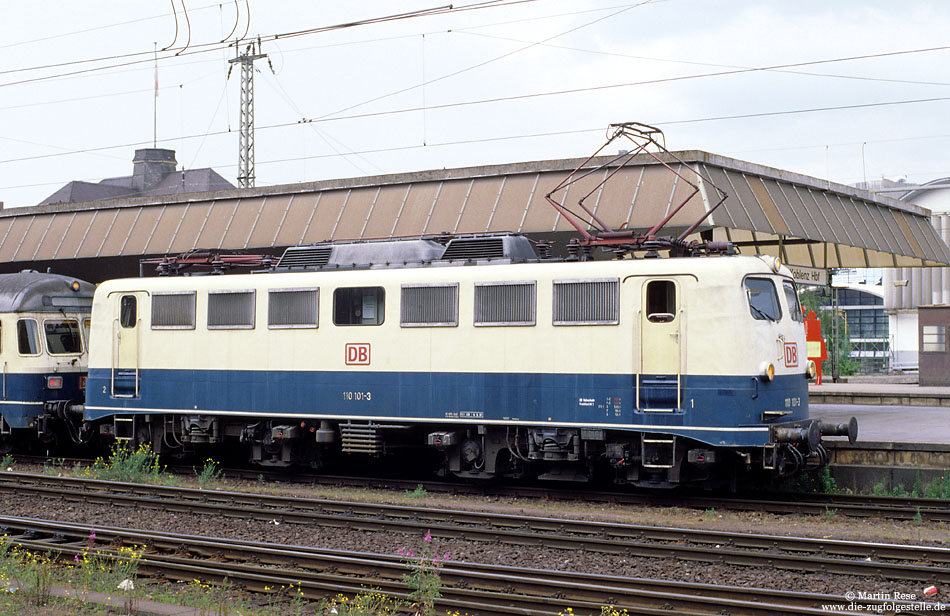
[17,319,40,355]
[45,320,82,354]
[333,287,385,326]
[783,281,803,322]
[745,278,781,321]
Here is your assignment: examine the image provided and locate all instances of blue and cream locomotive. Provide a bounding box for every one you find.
[81,234,854,487]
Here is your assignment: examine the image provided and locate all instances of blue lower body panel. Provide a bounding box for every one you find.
[85,369,808,448]
[0,372,85,429]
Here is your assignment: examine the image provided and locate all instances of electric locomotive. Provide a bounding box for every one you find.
[80,233,854,488]
[0,270,95,451]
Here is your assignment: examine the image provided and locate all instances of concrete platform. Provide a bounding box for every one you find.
[811,395,950,491]
[809,382,950,407]
[812,403,950,444]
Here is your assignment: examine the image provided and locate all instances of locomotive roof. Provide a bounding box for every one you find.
[0,271,95,313]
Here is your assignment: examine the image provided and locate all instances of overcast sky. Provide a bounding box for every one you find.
[2,1,949,208]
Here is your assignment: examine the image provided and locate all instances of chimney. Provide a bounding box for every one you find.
[132,148,177,192]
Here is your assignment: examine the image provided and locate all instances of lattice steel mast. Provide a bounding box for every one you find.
[228,39,267,189]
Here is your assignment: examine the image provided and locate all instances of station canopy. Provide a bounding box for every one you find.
[2,149,948,277]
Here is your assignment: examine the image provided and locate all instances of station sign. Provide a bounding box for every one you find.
[786,265,828,286]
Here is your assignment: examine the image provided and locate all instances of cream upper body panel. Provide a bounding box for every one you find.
[89,255,805,377]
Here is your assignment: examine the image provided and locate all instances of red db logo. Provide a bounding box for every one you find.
[345,343,371,366]
[784,342,798,368]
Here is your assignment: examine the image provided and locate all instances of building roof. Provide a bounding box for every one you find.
[4,150,950,270]
[38,148,233,205]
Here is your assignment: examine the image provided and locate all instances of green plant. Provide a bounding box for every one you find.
[80,441,169,484]
[405,484,427,499]
[780,466,838,494]
[399,531,448,616]
[42,457,66,475]
[824,505,837,518]
[318,590,398,615]
[703,507,715,517]
[923,475,950,499]
[0,454,13,470]
[194,458,223,486]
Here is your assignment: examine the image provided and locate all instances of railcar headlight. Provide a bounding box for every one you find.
[70,281,81,292]
[806,360,818,380]
[759,361,775,382]
[759,255,783,273]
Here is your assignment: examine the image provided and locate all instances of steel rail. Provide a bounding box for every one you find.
[1,472,947,585]
[0,515,916,616]
[15,455,950,521]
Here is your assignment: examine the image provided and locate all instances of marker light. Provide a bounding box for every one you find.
[46,376,63,390]
[760,362,775,382]
[70,281,81,292]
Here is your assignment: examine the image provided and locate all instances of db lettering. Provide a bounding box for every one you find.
[345,343,371,366]
[783,342,798,368]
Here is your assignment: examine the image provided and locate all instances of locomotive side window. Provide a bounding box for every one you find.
[553,278,619,325]
[334,287,385,326]
[45,320,82,354]
[268,288,319,329]
[120,295,137,328]
[208,290,256,329]
[745,278,782,321]
[646,280,676,323]
[151,291,196,329]
[401,283,458,327]
[83,319,91,349]
[783,281,804,323]
[474,281,536,326]
[17,319,40,355]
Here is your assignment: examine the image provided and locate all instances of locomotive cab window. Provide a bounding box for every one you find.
[745,278,782,321]
[783,280,804,323]
[334,287,385,326]
[120,295,137,328]
[45,319,82,354]
[17,319,40,355]
[646,280,676,323]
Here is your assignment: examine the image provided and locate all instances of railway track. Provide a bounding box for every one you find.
[17,454,949,521]
[226,467,950,522]
[0,514,935,616]
[3,472,948,586]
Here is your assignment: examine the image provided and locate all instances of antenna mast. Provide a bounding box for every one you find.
[228,39,267,189]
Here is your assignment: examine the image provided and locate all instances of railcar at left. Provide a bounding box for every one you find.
[0,271,95,451]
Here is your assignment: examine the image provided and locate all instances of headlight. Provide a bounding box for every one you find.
[806,360,817,380]
[760,361,775,382]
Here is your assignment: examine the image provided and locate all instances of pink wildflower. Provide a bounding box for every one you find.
[397,547,405,556]
[423,531,432,544]
[74,554,80,562]
[442,552,450,561]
